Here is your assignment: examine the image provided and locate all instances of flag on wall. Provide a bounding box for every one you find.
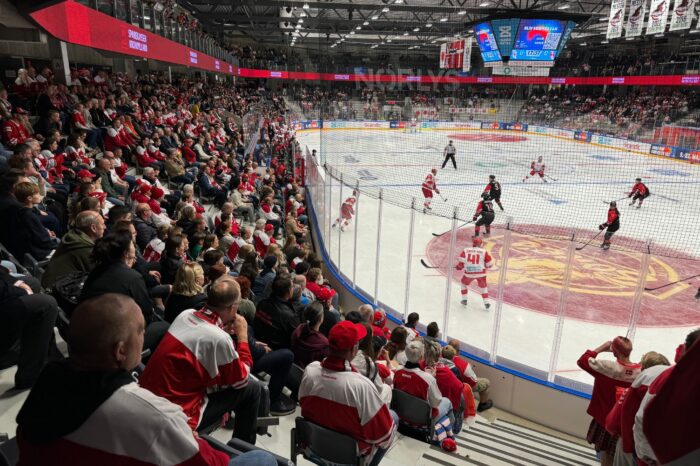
[669,0,696,31]
[646,0,670,34]
[626,0,646,36]
[607,0,627,39]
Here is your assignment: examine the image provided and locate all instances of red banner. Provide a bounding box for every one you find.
[30,2,700,87]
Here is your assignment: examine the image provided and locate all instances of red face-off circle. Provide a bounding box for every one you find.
[425,225,700,327]
[448,133,528,143]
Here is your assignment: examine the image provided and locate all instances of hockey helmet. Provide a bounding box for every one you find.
[635,177,641,182]
[472,237,483,247]
[431,168,438,175]
[489,174,495,180]
[481,192,491,201]
[537,156,543,162]
[449,140,453,144]
[610,201,617,208]
[352,189,358,197]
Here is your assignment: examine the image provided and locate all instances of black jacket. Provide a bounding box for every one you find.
[253,296,300,350]
[1,205,55,262]
[164,292,206,323]
[159,253,183,285]
[0,267,28,303]
[133,216,157,251]
[80,262,155,322]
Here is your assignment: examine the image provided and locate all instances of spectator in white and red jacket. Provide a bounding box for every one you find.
[253,219,275,257]
[634,329,699,466]
[576,337,641,465]
[139,277,263,445]
[16,293,275,466]
[604,351,670,466]
[299,320,398,465]
[446,339,492,412]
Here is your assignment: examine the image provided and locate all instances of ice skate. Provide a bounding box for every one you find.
[484,302,491,310]
[460,299,468,306]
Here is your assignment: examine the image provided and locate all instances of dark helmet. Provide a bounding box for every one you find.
[635,177,641,182]
[610,201,617,208]
[489,174,495,180]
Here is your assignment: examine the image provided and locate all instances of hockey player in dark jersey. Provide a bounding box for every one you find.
[473,192,496,238]
[599,201,620,250]
[484,175,504,211]
[628,178,650,208]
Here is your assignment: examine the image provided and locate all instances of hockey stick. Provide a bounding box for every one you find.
[432,220,475,237]
[544,174,558,182]
[644,273,700,291]
[437,192,448,202]
[576,230,604,251]
[602,197,628,205]
[420,259,439,269]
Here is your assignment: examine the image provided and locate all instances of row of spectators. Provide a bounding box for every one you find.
[578,331,699,466]
[518,87,698,135]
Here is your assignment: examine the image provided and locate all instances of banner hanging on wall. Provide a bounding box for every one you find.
[607,0,627,39]
[626,0,646,36]
[669,0,696,31]
[647,0,670,34]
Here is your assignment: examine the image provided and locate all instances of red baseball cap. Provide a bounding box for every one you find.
[151,187,164,199]
[77,169,95,179]
[328,321,367,351]
[264,224,273,232]
[373,311,386,327]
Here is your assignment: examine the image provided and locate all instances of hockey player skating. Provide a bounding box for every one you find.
[473,192,495,238]
[599,201,620,250]
[455,237,494,309]
[408,117,418,134]
[523,156,546,182]
[442,140,457,169]
[628,178,650,208]
[331,190,357,231]
[421,168,440,213]
[484,175,504,211]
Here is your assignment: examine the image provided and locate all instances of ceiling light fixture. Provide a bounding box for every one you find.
[458,10,467,15]
[356,26,362,30]
[403,31,409,35]
[350,31,355,35]
[440,17,448,22]
[479,1,490,6]
[371,15,379,20]
[426,23,432,27]
[413,27,420,31]
[300,12,307,17]
[382,7,390,13]
[303,3,309,9]
[558,4,570,9]
[387,39,392,42]
[363,21,369,25]
[298,18,304,23]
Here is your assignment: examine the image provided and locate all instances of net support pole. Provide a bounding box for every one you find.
[441,207,459,340]
[351,181,360,289]
[373,189,384,305]
[320,164,327,246]
[626,239,652,343]
[489,216,514,365]
[336,174,343,271]
[403,198,417,322]
[326,168,333,258]
[547,230,577,383]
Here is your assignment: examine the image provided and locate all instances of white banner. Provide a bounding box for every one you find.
[669,0,696,31]
[439,43,448,69]
[647,0,670,34]
[626,0,646,36]
[490,64,551,76]
[607,0,627,39]
[463,37,472,72]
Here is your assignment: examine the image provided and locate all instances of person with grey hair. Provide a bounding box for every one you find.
[230,182,255,223]
[394,340,458,451]
[15,293,276,465]
[358,304,374,324]
[133,203,158,250]
[140,277,264,444]
[41,210,106,288]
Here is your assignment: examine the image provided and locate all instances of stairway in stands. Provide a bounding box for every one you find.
[417,418,598,466]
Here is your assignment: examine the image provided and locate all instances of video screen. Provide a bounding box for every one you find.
[474,22,502,63]
[511,19,564,61]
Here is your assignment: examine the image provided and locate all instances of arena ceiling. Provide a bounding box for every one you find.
[180,0,616,50]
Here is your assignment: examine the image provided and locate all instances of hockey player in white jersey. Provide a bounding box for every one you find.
[455,237,494,309]
[523,156,547,182]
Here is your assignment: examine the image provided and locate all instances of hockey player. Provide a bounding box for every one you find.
[484,175,504,211]
[408,117,418,134]
[421,168,440,213]
[523,156,546,182]
[441,140,457,169]
[331,190,357,232]
[599,201,620,250]
[455,237,494,309]
[473,192,495,238]
[628,178,650,208]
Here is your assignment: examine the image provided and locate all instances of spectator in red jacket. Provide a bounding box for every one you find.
[447,339,492,412]
[139,276,263,445]
[305,267,337,306]
[576,337,641,466]
[604,351,670,466]
[16,293,276,466]
[2,107,31,148]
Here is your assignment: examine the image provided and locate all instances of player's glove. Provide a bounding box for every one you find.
[473,216,478,221]
[599,224,606,230]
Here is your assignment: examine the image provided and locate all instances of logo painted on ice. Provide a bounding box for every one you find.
[343,156,360,164]
[357,169,378,181]
[649,168,690,177]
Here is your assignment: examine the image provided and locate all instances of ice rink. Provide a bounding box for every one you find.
[298,127,700,388]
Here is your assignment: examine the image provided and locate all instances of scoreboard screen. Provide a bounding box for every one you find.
[511,19,564,61]
[472,18,575,66]
[474,22,502,63]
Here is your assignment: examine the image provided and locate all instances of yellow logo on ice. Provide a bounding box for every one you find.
[482,234,687,299]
